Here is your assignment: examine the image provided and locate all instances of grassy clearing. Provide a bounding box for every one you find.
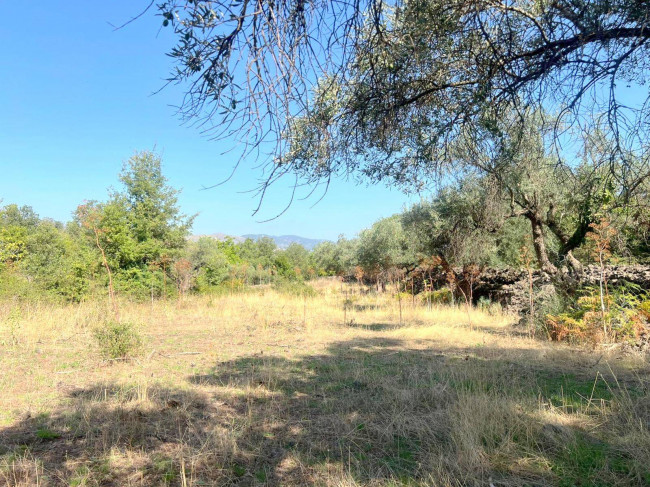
[0,280,649,486]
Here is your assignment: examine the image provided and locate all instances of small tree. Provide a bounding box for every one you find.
[77,151,195,299]
[77,202,119,320]
[587,218,617,337]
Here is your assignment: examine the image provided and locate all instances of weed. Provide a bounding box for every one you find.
[272,278,317,297]
[35,428,60,441]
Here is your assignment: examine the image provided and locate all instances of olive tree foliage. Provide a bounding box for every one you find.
[401,111,650,274]
[152,0,649,196]
[311,237,359,276]
[402,180,525,268]
[282,242,312,274]
[356,215,415,281]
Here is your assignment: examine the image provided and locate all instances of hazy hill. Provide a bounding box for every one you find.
[189,233,326,250]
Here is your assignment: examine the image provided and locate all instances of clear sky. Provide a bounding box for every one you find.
[0,1,418,241]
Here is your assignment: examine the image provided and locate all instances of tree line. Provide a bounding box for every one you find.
[2,145,649,303]
[0,152,316,302]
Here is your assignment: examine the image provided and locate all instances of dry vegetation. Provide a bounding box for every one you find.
[1,279,649,486]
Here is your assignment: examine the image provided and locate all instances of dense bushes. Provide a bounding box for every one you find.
[0,154,327,303]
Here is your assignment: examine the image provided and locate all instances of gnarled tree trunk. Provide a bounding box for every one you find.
[527,213,558,275]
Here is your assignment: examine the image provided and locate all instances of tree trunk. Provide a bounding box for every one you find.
[564,250,583,273]
[527,214,558,275]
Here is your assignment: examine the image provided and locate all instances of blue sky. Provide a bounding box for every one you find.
[0,1,417,241]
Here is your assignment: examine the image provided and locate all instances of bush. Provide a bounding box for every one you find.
[545,313,593,343]
[477,296,502,315]
[419,287,453,305]
[272,279,317,297]
[93,321,143,360]
[0,271,38,301]
[113,269,170,301]
[544,283,649,343]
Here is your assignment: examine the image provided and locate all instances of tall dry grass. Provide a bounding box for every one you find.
[0,280,648,486]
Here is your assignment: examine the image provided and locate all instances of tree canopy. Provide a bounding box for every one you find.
[76,151,195,296]
[155,0,650,195]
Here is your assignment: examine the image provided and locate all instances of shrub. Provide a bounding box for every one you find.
[419,287,453,305]
[545,313,592,343]
[113,268,169,301]
[477,296,502,315]
[93,321,143,360]
[272,279,317,297]
[0,270,47,302]
[544,282,649,343]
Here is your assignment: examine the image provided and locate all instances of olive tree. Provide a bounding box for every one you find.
[147,0,649,197]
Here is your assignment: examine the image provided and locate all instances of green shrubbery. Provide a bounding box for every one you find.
[545,283,649,343]
[419,287,453,305]
[93,321,143,360]
[272,278,317,297]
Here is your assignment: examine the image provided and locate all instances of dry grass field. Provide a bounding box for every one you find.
[1,279,649,486]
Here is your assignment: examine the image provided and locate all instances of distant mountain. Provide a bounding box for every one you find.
[242,234,326,250]
[188,233,246,244]
[189,233,327,250]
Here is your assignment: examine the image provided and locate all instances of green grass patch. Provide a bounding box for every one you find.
[537,373,614,410]
[550,434,630,487]
[35,428,60,441]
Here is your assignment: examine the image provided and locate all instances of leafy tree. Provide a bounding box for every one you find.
[0,225,28,266]
[76,151,195,298]
[114,151,194,268]
[400,110,647,275]
[188,237,237,288]
[311,238,360,276]
[0,205,94,301]
[282,243,311,277]
[0,204,39,228]
[402,181,512,269]
[273,252,293,278]
[311,236,360,276]
[21,221,93,301]
[238,237,277,270]
[149,1,650,276]
[311,241,337,276]
[356,215,415,283]
[0,205,39,266]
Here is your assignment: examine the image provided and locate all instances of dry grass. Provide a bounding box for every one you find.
[0,279,649,486]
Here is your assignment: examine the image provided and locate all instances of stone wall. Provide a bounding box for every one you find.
[472,265,650,314]
[403,264,650,314]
